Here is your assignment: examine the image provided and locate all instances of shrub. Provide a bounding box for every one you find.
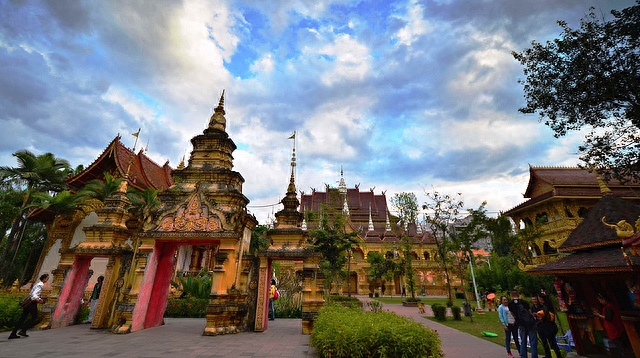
[311,304,443,358]
[451,306,461,321]
[368,292,373,298]
[164,297,208,318]
[0,293,23,330]
[374,292,379,298]
[431,303,446,321]
[326,295,361,309]
[365,300,383,313]
[171,271,212,299]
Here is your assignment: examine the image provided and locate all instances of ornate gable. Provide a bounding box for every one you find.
[153,193,223,232]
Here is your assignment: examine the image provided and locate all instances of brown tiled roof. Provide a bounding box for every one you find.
[504,166,640,216]
[300,187,435,244]
[67,136,173,191]
[528,247,631,275]
[559,195,640,251]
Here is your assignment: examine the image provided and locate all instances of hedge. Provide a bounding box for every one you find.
[310,304,443,358]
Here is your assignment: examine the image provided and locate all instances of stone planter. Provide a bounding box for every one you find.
[402,301,419,307]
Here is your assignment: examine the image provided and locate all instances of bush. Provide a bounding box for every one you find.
[0,293,23,330]
[374,292,379,298]
[326,295,362,309]
[310,304,443,358]
[171,271,212,299]
[451,306,461,321]
[455,292,465,299]
[164,297,208,318]
[431,303,446,321]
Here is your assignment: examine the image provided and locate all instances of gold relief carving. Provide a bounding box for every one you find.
[158,195,221,232]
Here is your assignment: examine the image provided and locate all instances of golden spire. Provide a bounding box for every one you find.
[592,167,612,196]
[177,155,185,170]
[208,89,226,131]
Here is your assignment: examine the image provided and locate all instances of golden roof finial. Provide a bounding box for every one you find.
[177,155,185,170]
[592,166,612,196]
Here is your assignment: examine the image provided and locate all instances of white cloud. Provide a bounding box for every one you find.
[395,0,432,46]
[318,34,371,86]
[250,54,275,74]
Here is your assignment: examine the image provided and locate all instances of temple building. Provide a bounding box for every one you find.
[503,166,640,269]
[297,170,463,296]
[29,92,324,336]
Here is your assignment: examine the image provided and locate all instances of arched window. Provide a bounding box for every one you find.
[578,207,589,218]
[423,252,431,260]
[535,212,549,224]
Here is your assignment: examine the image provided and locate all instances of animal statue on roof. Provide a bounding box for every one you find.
[601,216,635,239]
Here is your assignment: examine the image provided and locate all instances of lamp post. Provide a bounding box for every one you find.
[467,251,482,311]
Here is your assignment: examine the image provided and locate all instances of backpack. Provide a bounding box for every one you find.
[273,289,279,300]
[517,303,535,327]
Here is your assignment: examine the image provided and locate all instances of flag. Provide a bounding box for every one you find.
[132,128,141,138]
[288,131,296,140]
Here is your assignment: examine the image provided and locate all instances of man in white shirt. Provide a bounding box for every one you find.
[8,273,49,339]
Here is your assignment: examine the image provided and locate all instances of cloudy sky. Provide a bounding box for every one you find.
[1,0,635,224]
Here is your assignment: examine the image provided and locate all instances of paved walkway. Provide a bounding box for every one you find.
[2,297,586,358]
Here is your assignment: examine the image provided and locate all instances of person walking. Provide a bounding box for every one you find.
[509,290,538,358]
[8,273,49,339]
[499,295,520,357]
[536,293,562,358]
[86,275,104,323]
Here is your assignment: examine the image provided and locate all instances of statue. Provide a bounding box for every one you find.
[601,216,635,239]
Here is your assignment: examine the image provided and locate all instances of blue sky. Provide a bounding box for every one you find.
[0,0,635,224]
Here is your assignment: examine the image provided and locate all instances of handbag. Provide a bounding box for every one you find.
[19,296,33,308]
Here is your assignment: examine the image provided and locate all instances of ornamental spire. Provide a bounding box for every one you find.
[208,89,227,131]
[368,203,375,231]
[592,167,612,196]
[338,166,347,195]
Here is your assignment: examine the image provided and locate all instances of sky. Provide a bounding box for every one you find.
[0,0,636,225]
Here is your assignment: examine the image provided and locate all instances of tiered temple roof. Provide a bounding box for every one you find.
[66,135,173,191]
[300,185,434,244]
[504,166,640,216]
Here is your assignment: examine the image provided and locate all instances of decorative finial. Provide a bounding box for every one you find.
[368,203,374,231]
[338,166,347,195]
[592,167,612,196]
[177,155,185,170]
[208,89,227,131]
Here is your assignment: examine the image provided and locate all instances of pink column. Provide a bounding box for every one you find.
[144,242,177,328]
[131,243,160,332]
[50,257,92,328]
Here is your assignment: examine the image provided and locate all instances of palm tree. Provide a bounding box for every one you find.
[78,172,123,202]
[127,187,161,224]
[17,190,87,282]
[0,150,71,282]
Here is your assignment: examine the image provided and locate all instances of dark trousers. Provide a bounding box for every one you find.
[12,302,38,334]
[505,323,520,354]
[538,323,561,358]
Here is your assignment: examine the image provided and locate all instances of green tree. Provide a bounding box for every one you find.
[423,190,464,306]
[250,225,271,255]
[486,216,517,257]
[127,187,161,223]
[79,171,123,202]
[513,2,640,180]
[0,150,71,284]
[391,192,419,299]
[309,213,359,294]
